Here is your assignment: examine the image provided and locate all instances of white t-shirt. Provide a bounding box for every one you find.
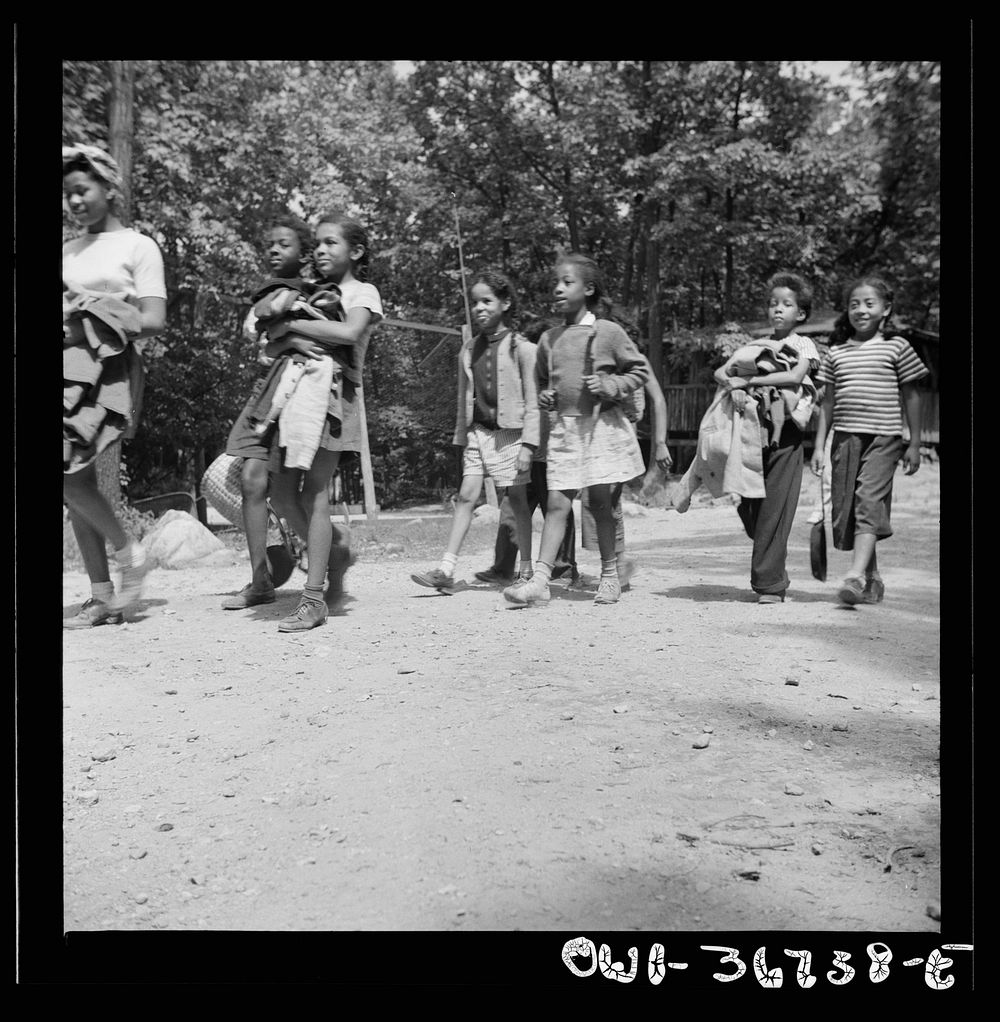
[62,229,167,306]
[336,278,383,382]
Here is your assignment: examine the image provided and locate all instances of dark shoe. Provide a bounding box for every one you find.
[411,568,456,592]
[222,583,276,610]
[64,597,124,629]
[837,576,865,606]
[277,597,328,632]
[863,574,885,604]
[474,567,513,585]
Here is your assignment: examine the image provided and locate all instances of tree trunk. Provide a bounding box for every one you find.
[96,60,136,511]
[108,61,135,226]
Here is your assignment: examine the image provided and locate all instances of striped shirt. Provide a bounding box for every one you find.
[816,335,928,436]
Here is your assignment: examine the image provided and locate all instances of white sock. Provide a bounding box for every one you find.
[534,561,553,584]
[440,552,458,578]
[91,580,115,603]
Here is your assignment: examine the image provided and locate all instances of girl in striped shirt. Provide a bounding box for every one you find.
[811,277,928,606]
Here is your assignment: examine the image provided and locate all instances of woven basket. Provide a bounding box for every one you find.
[201,453,244,527]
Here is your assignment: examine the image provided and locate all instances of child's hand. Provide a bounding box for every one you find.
[902,442,922,475]
[730,390,749,412]
[810,450,825,476]
[516,446,533,473]
[539,389,557,411]
[583,373,618,399]
[654,442,673,472]
[287,336,325,361]
[266,320,291,341]
[725,376,748,391]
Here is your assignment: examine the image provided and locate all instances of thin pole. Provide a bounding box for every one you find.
[453,202,498,507]
[454,203,474,338]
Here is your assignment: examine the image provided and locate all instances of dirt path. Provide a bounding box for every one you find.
[62,466,941,933]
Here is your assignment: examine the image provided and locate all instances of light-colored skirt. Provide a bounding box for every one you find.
[545,407,646,491]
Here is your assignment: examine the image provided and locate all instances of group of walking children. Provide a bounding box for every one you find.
[412,253,652,608]
[64,141,928,631]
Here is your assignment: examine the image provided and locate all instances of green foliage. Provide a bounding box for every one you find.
[63,60,940,505]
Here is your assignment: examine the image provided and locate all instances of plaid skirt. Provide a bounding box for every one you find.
[545,408,646,491]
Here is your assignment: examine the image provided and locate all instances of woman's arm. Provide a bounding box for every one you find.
[135,297,167,339]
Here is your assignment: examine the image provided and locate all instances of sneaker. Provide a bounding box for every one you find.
[593,577,622,604]
[863,574,885,604]
[837,576,865,606]
[64,597,123,629]
[221,583,276,610]
[757,592,785,604]
[411,568,455,592]
[112,546,149,611]
[503,574,550,606]
[277,597,328,632]
[474,567,513,585]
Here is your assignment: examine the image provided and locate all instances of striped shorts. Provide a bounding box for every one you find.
[545,408,646,492]
[462,424,531,487]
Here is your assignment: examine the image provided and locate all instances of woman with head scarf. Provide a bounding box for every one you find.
[63,142,167,627]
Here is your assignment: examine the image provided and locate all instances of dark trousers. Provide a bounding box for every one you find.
[736,424,804,596]
[492,460,577,578]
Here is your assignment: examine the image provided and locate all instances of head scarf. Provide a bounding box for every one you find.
[62,143,124,192]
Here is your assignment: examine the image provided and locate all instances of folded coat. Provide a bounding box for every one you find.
[683,388,767,500]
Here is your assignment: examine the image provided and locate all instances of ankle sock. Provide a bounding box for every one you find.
[440,551,459,577]
[518,559,533,577]
[303,584,325,605]
[601,558,618,579]
[91,580,115,604]
[534,561,553,585]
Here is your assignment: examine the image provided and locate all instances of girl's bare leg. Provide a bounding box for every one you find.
[505,483,534,572]
[63,463,128,554]
[240,457,272,587]
[301,449,340,590]
[444,473,483,556]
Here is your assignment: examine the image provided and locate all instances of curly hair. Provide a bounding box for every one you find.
[766,272,813,322]
[469,268,518,323]
[270,214,314,260]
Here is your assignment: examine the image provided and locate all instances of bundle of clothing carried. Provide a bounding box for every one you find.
[671,387,767,513]
[244,278,344,470]
[724,339,818,449]
[63,285,145,471]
